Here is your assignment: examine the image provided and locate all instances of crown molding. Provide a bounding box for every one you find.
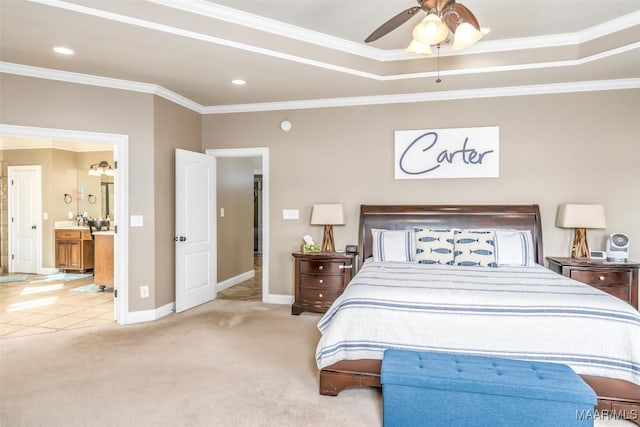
[32,0,640,64]
[0,62,203,113]
[148,0,640,60]
[201,78,640,114]
[3,62,639,115]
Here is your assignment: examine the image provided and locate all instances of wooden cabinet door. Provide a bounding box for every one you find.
[55,240,69,268]
[68,241,82,269]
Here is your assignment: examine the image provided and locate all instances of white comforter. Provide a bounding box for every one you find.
[316,261,640,386]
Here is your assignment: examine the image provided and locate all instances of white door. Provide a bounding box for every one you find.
[175,149,217,313]
[9,166,41,274]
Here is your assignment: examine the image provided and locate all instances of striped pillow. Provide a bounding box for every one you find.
[371,229,416,262]
[495,229,535,266]
[414,228,455,265]
[453,230,497,267]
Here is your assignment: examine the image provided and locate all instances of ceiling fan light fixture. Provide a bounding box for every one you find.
[406,39,434,56]
[451,22,484,50]
[412,13,448,46]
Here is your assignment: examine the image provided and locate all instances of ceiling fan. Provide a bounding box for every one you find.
[365,0,486,53]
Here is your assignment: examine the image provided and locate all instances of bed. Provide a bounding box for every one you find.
[316,205,640,424]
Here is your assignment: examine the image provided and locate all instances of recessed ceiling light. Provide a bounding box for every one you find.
[232,79,246,86]
[53,46,74,55]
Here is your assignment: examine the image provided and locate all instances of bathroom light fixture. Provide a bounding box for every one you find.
[88,160,114,176]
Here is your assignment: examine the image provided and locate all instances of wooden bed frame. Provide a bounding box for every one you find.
[319,204,640,424]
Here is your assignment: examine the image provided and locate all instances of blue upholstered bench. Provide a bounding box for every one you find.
[381,349,597,427]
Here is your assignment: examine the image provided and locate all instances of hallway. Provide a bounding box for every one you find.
[217,253,262,301]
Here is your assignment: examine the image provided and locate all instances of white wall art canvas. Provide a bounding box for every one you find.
[394,126,499,179]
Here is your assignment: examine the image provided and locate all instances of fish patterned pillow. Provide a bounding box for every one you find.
[453,230,497,267]
[414,228,455,265]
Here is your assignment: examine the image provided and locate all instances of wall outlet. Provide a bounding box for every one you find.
[140,285,149,298]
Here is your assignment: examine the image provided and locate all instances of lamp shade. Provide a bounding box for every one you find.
[556,204,607,229]
[310,204,344,225]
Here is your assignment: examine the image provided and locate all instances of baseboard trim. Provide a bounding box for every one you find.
[123,302,174,325]
[216,270,255,292]
[265,294,294,305]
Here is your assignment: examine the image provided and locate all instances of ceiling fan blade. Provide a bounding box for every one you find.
[365,6,421,43]
[447,3,481,31]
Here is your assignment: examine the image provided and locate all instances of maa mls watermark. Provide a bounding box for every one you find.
[576,408,638,421]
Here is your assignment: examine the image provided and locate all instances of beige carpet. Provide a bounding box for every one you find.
[0,299,635,427]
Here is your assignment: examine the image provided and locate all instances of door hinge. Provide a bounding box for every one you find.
[11,254,14,260]
[114,225,117,234]
[114,289,118,298]
[114,160,118,169]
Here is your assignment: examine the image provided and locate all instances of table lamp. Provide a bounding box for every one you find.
[310,204,344,253]
[556,204,607,259]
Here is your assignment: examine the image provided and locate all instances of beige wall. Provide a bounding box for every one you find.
[153,96,202,307]
[217,157,254,282]
[1,74,155,311]
[202,89,640,296]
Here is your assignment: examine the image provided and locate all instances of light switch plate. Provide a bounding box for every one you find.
[282,209,299,220]
[130,215,144,227]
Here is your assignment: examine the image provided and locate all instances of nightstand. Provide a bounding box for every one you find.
[547,257,639,309]
[291,252,354,315]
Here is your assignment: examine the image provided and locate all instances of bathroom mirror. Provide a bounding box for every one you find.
[76,170,115,221]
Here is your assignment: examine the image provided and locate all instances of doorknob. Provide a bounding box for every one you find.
[179,236,187,242]
[31,225,37,229]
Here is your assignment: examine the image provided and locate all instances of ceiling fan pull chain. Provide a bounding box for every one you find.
[436,44,442,83]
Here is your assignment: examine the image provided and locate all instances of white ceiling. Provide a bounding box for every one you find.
[1,0,639,113]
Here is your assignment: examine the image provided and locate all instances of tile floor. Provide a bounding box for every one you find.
[0,273,114,339]
[2,253,260,339]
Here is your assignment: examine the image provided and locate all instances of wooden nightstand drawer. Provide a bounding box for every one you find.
[589,283,630,303]
[570,270,631,287]
[547,257,639,309]
[298,287,344,304]
[299,260,346,275]
[299,273,344,289]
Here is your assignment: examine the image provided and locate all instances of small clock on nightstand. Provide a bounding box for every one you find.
[547,257,639,309]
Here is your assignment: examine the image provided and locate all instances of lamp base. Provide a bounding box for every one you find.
[571,227,591,259]
[321,225,336,253]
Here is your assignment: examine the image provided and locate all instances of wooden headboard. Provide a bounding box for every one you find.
[357,205,544,266]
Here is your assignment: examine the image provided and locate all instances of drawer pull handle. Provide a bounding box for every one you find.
[319,293,323,298]
[339,265,353,269]
[319,279,323,284]
[599,276,605,281]
[318,266,324,270]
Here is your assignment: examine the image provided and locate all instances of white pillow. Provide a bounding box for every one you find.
[371,229,416,262]
[495,229,535,266]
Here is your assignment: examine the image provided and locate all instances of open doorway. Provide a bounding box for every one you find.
[0,124,129,327]
[205,148,269,303]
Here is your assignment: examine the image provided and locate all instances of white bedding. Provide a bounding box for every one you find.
[316,261,640,386]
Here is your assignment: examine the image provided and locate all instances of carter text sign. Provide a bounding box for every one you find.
[394,126,499,179]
